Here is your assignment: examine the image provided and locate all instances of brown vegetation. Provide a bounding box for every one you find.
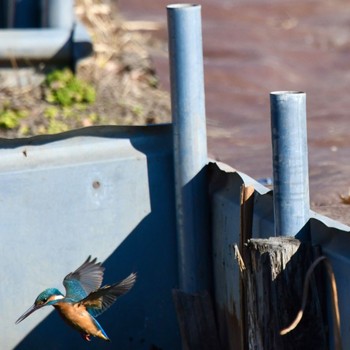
[0,0,170,138]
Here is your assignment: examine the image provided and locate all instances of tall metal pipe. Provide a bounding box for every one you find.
[270,91,310,237]
[167,4,210,292]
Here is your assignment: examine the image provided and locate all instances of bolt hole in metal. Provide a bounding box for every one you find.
[92,181,101,189]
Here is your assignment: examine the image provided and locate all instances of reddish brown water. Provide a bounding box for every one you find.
[119,0,350,223]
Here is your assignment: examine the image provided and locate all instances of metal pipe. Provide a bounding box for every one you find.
[167,4,210,293]
[0,29,71,61]
[270,91,310,237]
[44,0,74,29]
[0,26,92,64]
[0,1,91,67]
[3,0,15,28]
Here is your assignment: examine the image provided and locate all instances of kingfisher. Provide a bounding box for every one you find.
[15,256,136,342]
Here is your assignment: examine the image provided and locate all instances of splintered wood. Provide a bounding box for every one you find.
[245,237,327,350]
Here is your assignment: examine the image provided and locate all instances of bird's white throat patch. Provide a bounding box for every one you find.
[48,295,64,302]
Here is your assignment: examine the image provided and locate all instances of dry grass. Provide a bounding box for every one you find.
[0,0,170,138]
[75,0,170,125]
[339,189,350,205]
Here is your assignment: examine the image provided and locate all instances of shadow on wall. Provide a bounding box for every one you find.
[13,125,181,350]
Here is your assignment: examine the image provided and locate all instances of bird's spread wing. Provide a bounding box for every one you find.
[80,272,136,318]
[63,256,105,301]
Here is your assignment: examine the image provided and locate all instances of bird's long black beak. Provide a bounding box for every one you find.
[15,303,44,324]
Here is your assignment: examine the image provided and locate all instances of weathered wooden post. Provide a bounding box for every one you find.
[245,238,326,349]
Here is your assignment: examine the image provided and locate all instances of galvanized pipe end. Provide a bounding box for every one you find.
[167,4,201,9]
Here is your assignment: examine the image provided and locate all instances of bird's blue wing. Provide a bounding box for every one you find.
[63,256,105,301]
[81,273,136,318]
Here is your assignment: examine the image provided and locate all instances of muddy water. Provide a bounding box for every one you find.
[119,0,350,224]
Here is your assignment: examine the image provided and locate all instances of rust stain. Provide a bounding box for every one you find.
[216,304,243,350]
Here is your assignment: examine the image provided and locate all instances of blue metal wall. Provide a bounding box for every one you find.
[5,127,349,349]
[209,161,350,350]
[1,125,180,349]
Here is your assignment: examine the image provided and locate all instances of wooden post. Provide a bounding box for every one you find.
[245,237,327,350]
[172,289,223,350]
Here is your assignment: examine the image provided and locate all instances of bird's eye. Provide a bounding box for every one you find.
[36,298,48,306]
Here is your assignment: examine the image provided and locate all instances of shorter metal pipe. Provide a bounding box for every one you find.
[270,91,310,237]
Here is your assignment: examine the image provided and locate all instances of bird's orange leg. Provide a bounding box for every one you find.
[81,333,91,342]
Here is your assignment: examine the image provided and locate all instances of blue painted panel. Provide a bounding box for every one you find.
[210,161,350,350]
[209,164,244,350]
[209,162,274,349]
[310,216,350,350]
[252,192,275,239]
[0,125,180,349]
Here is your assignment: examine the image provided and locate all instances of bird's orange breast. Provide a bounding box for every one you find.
[53,302,108,341]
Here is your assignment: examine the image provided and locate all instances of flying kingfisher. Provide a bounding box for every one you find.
[15,256,136,342]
